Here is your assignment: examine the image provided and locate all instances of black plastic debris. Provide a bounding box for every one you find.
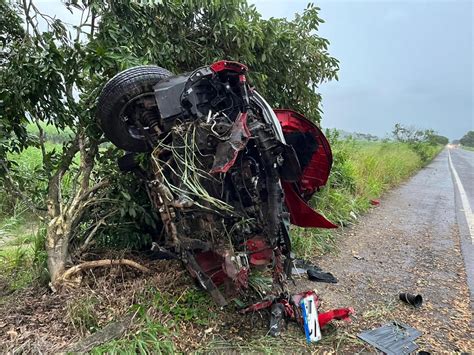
[358,322,422,355]
[399,292,423,308]
[291,258,317,276]
[307,269,338,283]
[269,303,285,337]
[291,259,338,283]
[150,242,178,260]
[291,267,308,276]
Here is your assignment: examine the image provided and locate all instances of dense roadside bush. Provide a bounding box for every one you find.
[430,134,449,146]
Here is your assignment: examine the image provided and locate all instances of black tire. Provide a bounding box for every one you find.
[97,65,173,152]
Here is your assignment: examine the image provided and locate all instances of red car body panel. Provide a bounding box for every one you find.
[275,109,337,229]
[281,181,337,228]
[274,109,333,196]
[210,60,248,74]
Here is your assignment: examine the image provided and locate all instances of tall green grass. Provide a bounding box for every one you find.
[0,141,79,216]
[0,123,65,293]
[292,135,443,258]
[25,122,74,144]
[352,142,429,196]
[0,214,48,296]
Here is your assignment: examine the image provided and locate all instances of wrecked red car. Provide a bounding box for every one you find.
[97,61,336,306]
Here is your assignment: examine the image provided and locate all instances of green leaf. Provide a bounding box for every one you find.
[121,191,131,201]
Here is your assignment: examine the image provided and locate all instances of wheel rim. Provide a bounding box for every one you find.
[118,92,158,140]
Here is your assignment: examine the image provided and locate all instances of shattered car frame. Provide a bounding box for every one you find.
[97,61,336,306]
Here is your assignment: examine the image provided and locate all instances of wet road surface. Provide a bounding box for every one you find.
[298,149,473,352]
[448,147,474,305]
[449,147,474,214]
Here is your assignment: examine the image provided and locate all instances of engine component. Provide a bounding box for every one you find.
[97,60,336,305]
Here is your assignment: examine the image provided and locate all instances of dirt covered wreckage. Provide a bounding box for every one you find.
[97,60,336,306]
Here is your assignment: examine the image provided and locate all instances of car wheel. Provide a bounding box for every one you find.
[97,65,173,152]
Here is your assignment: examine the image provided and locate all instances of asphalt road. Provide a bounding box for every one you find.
[297,148,473,352]
[448,147,474,305]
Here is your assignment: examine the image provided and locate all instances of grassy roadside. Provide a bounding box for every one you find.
[0,137,444,289]
[292,135,444,258]
[0,213,47,299]
[460,145,474,152]
[0,135,444,352]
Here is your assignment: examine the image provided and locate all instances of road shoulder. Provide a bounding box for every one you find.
[295,150,472,352]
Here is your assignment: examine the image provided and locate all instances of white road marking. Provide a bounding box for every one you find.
[448,149,474,243]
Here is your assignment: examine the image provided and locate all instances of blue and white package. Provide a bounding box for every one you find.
[300,294,322,343]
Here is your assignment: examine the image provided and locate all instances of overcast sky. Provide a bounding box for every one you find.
[35,0,473,139]
[252,0,473,140]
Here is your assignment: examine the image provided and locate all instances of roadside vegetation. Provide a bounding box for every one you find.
[459,130,474,151]
[0,122,443,351]
[1,0,340,288]
[0,127,443,351]
[292,128,443,257]
[0,0,445,352]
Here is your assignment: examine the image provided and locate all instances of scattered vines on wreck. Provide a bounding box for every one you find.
[151,123,234,212]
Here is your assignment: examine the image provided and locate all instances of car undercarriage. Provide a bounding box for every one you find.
[97,60,336,306]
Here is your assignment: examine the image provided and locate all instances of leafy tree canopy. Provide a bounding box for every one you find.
[429,134,449,146]
[1,0,339,172]
[460,131,474,147]
[0,0,339,282]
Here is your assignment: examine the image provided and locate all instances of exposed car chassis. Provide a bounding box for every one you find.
[97,61,336,306]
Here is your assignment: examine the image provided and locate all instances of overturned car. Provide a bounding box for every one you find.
[97,61,336,306]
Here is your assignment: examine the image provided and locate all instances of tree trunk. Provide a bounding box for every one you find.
[46,216,72,284]
[44,134,103,286]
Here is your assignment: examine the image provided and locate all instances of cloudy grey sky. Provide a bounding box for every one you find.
[252,0,473,139]
[35,0,473,139]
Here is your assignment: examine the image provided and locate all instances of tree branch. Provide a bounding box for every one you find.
[75,208,118,256]
[61,259,151,281]
[34,118,52,177]
[22,0,42,40]
[77,179,110,204]
[0,160,46,220]
[47,135,80,217]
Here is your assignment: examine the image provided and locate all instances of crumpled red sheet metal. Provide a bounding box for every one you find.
[290,289,319,307]
[195,250,250,289]
[194,251,228,286]
[370,199,380,206]
[274,109,337,229]
[240,299,273,314]
[245,236,273,266]
[318,307,355,328]
[240,290,354,330]
[282,181,338,229]
[210,60,248,74]
[274,109,333,198]
[210,112,250,174]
